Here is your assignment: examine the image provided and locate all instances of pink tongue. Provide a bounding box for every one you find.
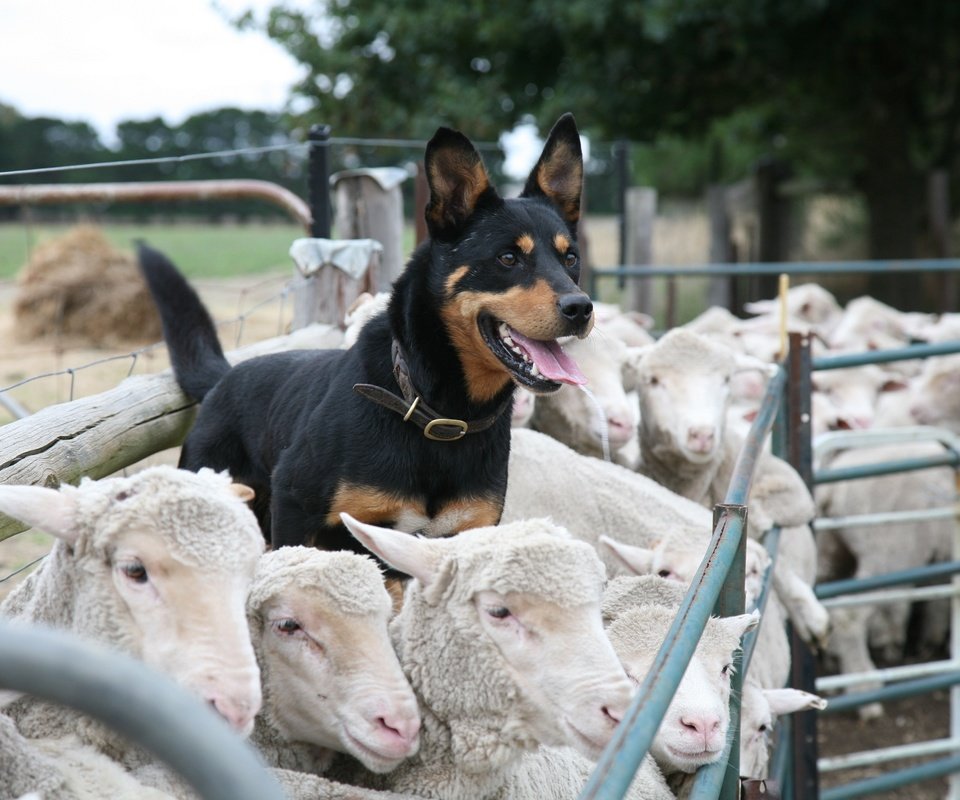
[508,328,587,385]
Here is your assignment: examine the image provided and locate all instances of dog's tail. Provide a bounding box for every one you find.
[138,243,230,402]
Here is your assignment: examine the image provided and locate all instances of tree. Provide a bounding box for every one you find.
[243,0,960,265]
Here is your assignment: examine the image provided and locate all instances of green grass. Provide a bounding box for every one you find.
[0,222,308,280]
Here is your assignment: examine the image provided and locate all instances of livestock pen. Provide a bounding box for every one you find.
[1,136,959,797]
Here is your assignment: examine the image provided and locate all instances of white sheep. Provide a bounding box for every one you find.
[816,443,954,717]
[828,295,935,353]
[607,602,758,791]
[336,513,674,800]
[530,334,641,466]
[342,291,391,348]
[0,467,265,765]
[626,328,828,644]
[738,684,826,780]
[245,546,421,774]
[742,282,844,340]
[502,428,712,578]
[0,711,176,800]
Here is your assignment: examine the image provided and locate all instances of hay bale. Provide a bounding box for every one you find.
[13,226,163,346]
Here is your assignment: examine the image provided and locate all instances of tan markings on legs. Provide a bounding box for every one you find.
[421,496,505,538]
[325,482,426,528]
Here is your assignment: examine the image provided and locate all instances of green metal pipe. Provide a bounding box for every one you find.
[815,452,960,484]
[590,259,960,280]
[816,560,960,600]
[813,340,960,371]
[822,671,960,715]
[820,753,960,800]
[577,510,747,800]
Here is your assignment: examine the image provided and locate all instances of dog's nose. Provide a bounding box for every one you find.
[558,293,593,325]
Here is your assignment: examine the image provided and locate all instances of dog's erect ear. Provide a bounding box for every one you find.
[424,127,497,239]
[521,113,583,229]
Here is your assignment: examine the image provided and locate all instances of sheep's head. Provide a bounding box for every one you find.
[246,547,420,773]
[626,329,771,464]
[740,683,827,779]
[341,513,633,763]
[0,467,265,735]
[600,534,770,610]
[607,606,758,774]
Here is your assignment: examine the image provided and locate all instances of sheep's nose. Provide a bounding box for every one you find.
[687,425,716,453]
[601,703,625,726]
[680,714,722,748]
[208,695,257,736]
[377,712,421,746]
[558,293,593,326]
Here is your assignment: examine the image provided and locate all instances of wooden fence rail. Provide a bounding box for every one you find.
[0,323,341,542]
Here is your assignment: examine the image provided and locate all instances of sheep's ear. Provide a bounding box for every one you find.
[732,352,779,378]
[598,535,656,575]
[764,687,828,715]
[620,345,652,392]
[0,484,80,544]
[743,299,777,316]
[229,483,255,503]
[340,513,444,586]
[721,609,761,640]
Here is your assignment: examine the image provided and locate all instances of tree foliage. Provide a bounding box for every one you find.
[248,0,960,257]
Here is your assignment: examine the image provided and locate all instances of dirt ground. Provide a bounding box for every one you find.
[0,220,953,796]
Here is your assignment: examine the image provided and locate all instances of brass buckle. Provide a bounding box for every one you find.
[424,418,468,441]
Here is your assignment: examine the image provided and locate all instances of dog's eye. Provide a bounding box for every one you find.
[564,252,579,268]
[497,252,518,267]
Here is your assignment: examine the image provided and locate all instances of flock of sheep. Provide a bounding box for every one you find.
[1,280,957,799]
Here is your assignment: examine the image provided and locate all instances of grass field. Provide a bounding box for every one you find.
[0,221,308,280]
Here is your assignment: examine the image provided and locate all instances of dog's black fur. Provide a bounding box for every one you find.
[140,114,593,562]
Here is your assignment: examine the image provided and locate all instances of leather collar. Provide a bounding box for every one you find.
[353,340,512,442]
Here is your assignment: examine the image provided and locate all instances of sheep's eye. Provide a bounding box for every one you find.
[497,252,518,267]
[487,606,511,620]
[758,723,768,733]
[721,663,733,676]
[274,618,302,635]
[647,375,660,386]
[657,569,672,578]
[120,562,148,584]
[564,252,578,269]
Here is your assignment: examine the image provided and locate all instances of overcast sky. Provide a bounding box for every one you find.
[1,0,305,143]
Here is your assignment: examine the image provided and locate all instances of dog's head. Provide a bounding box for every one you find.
[427,114,594,404]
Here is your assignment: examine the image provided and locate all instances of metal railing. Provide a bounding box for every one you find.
[0,620,285,800]
[579,365,789,799]
[809,341,960,800]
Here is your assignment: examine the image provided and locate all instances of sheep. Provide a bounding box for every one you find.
[742,283,843,340]
[608,603,758,790]
[828,295,935,353]
[0,467,265,765]
[245,546,421,775]
[502,428,712,579]
[342,292,391,349]
[593,302,656,347]
[811,364,907,432]
[335,513,674,800]
[625,328,828,644]
[511,387,537,428]
[599,575,759,789]
[738,684,826,780]
[0,714,175,800]
[530,334,641,466]
[599,570,822,783]
[815,443,955,717]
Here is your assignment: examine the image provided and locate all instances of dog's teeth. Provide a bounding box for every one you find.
[530,363,540,378]
[503,335,514,346]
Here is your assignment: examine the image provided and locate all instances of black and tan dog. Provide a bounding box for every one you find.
[140,113,593,563]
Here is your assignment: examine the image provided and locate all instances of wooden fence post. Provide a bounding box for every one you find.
[289,238,381,329]
[707,184,734,311]
[331,167,409,292]
[625,187,657,317]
